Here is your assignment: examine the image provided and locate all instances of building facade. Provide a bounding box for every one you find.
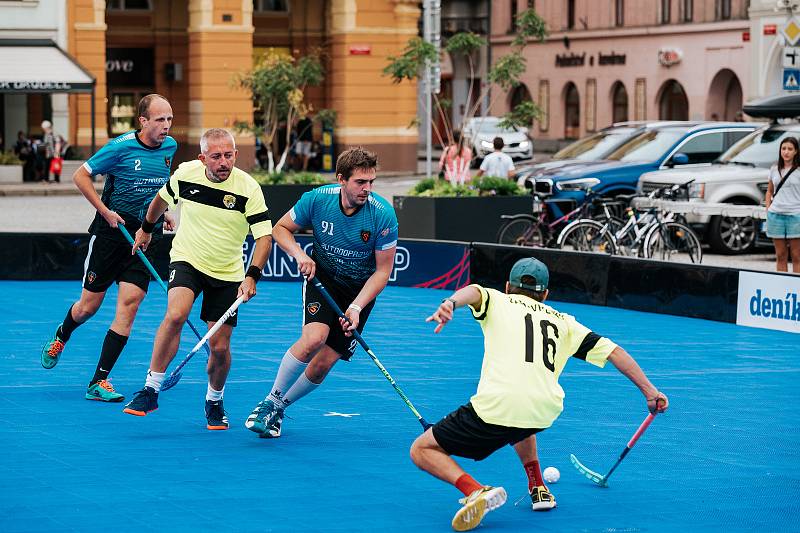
[748,0,800,99]
[490,0,751,145]
[0,0,422,171]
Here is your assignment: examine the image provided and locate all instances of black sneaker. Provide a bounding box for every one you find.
[122,387,159,416]
[205,399,229,430]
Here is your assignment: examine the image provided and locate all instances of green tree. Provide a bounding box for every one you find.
[234,50,324,173]
[384,8,546,153]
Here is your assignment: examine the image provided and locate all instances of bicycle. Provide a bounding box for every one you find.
[557,182,703,264]
[496,180,624,248]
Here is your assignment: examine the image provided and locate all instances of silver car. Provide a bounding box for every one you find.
[638,124,799,254]
[462,116,533,165]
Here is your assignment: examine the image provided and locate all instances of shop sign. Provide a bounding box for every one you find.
[106,48,154,87]
[598,52,625,66]
[555,53,585,67]
[657,47,682,68]
[764,24,777,35]
[349,45,371,55]
[0,81,72,91]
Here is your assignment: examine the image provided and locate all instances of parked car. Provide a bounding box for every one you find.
[530,121,757,218]
[515,121,680,189]
[637,94,800,254]
[462,116,533,165]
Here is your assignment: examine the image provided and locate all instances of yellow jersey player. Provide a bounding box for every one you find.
[124,128,273,430]
[412,257,669,531]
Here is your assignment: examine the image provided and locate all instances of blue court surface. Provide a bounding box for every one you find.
[1,281,798,532]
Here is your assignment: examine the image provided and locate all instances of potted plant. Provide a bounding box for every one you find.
[393,176,530,242]
[0,151,23,183]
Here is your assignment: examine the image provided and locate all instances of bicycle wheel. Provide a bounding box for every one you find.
[557,219,616,254]
[644,222,703,264]
[497,217,544,247]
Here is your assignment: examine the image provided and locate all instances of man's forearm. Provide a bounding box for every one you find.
[608,347,659,398]
[250,235,273,270]
[144,195,169,225]
[73,166,106,214]
[272,224,301,257]
[352,269,391,309]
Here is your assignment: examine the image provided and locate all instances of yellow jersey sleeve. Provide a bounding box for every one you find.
[468,284,491,320]
[563,314,616,368]
[244,181,272,239]
[158,166,181,207]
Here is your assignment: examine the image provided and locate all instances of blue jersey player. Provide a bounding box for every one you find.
[246,147,398,438]
[40,94,177,403]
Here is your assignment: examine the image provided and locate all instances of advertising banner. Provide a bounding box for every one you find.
[736,271,800,333]
[243,236,470,291]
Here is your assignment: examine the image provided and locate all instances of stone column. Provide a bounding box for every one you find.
[328,0,421,172]
[68,0,108,151]
[186,0,254,164]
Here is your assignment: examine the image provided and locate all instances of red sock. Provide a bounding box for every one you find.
[455,473,483,497]
[524,460,544,491]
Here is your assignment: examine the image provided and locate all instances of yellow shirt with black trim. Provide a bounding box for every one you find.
[467,285,617,429]
[158,160,272,281]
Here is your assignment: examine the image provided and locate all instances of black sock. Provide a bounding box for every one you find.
[57,305,82,342]
[89,329,128,386]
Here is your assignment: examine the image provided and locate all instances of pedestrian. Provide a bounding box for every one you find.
[40,120,62,183]
[439,131,472,186]
[40,94,177,403]
[295,114,314,171]
[476,137,515,180]
[765,136,800,273]
[245,147,398,438]
[412,257,669,531]
[13,131,35,182]
[124,128,273,430]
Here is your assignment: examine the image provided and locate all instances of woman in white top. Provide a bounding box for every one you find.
[765,136,800,273]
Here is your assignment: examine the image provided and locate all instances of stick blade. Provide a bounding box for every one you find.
[570,453,607,487]
[160,372,182,392]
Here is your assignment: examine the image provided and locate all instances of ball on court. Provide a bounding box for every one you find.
[543,466,560,483]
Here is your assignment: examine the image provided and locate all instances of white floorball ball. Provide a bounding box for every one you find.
[543,466,560,483]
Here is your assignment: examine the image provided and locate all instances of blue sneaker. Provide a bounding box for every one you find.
[122,387,158,416]
[205,399,229,430]
[41,327,66,369]
[244,399,284,438]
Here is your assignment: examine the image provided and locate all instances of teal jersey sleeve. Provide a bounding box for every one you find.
[289,188,315,228]
[372,194,398,251]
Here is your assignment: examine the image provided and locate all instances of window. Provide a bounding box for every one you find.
[661,0,671,24]
[672,132,725,165]
[567,0,575,29]
[612,82,629,123]
[253,0,287,12]
[615,0,624,26]
[716,0,731,20]
[682,0,693,22]
[564,83,580,139]
[510,0,518,33]
[106,0,151,9]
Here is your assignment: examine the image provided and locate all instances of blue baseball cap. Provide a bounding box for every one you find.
[509,257,549,291]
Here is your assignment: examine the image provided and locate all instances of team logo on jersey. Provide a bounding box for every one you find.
[223,194,237,209]
[164,157,171,168]
[380,228,390,237]
[307,301,321,315]
[86,271,96,284]
[360,230,371,242]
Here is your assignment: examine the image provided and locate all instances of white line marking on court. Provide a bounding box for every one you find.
[323,412,360,418]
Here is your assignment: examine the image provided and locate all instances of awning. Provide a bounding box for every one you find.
[0,39,95,93]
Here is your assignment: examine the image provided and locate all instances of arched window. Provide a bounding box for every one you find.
[564,82,580,139]
[510,84,533,109]
[658,80,689,120]
[611,82,628,123]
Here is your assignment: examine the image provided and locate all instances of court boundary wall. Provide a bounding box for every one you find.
[2,233,792,325]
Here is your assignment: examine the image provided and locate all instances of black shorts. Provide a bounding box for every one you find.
[432,403,543,461]
[82,234,160,293]
[302,275,375,360]
[168,261,240,327]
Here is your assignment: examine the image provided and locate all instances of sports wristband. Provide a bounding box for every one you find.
[348,303,363,312]
[246,265,262,282]
[443,297,457,309]
[140,219,155,234]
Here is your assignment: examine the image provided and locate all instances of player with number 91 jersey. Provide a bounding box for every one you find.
[84,130,177,239]
[289,184,398,292]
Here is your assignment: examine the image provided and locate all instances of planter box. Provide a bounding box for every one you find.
[0,165,22,183]
[261,184,319,222]
[393,195,532,243]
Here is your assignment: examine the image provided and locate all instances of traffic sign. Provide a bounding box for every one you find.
[785,47,800,68]
[782,17,800,46]
[783,68,800,91]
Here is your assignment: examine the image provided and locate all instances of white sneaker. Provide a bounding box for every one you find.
[451,486,507,531]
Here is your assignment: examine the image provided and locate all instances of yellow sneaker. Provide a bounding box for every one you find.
[451,486,507,531]
[530,485,556,511]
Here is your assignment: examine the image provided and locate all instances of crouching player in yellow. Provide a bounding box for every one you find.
[412,257,669,531]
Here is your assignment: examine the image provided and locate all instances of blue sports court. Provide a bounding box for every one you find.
[1,281,797,532]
